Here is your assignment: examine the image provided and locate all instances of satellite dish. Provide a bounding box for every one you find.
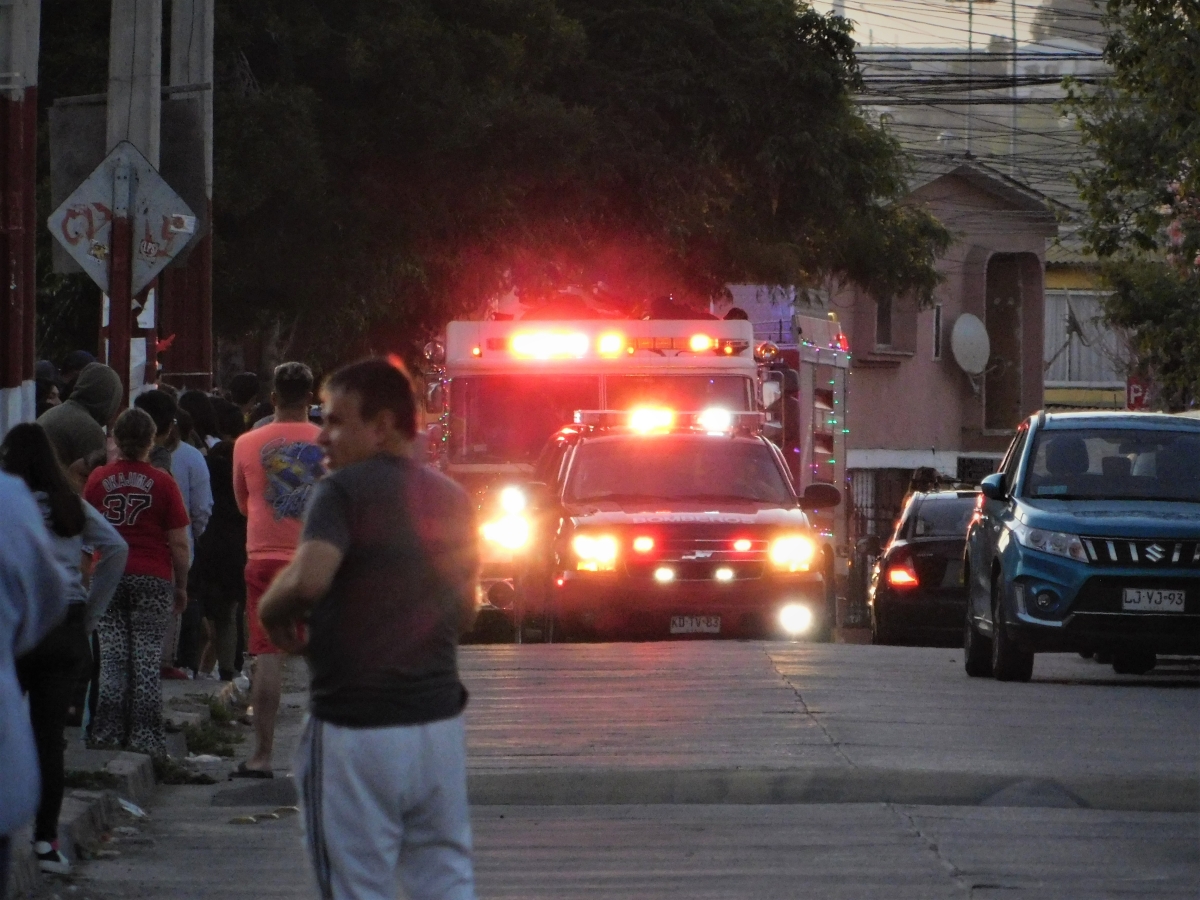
[950,314,990,376]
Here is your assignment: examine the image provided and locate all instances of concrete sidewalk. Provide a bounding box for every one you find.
[53,642,1200,899]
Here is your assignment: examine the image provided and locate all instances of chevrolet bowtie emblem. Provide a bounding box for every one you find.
[1144,543,1166,563]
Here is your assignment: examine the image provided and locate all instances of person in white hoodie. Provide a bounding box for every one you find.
[0,424,127,876]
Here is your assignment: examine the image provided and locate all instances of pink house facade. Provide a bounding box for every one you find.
[838,163,1058,536]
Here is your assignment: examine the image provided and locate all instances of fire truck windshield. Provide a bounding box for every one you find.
[605,375,751,411]
[450,376,599,463]
[449,374,754,464]
[565,437,793,505]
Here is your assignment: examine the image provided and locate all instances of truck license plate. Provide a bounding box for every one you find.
[671,615,721,634]
[1121,588,1186,612]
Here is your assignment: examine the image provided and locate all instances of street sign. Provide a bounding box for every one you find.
[47,141,197,296]
[1126,375,1152,410]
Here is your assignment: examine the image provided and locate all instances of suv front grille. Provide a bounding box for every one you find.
[1081,537,1200,569]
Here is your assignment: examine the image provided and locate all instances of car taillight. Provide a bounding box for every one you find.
[886,557,920,589]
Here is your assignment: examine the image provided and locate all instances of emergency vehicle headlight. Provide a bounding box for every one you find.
[510,331,589,359]
[769,535,816,572]
[779,603,814,635]
[498,486,527,515]
[598,332,625,357]
[481,515,530,551]
[696,408,733,433]
[573,534,619,571]
[629,408,674,432]
[689,334,715,353]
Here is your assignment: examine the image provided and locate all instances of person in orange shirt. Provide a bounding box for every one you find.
[231,362,323,778]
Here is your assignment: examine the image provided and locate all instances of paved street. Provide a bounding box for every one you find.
[66,642,1199,899]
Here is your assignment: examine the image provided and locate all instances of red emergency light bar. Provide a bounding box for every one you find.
[480,330,749,359]
[572,408,766,433]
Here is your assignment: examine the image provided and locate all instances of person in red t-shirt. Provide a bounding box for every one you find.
[83,409,190,757]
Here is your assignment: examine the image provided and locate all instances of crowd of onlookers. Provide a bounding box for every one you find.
[2,354,323,884]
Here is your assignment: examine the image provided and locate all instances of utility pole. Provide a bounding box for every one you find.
[1010,0,1018,176]
[0,0,40,435]
[106,0,162,406]
[161,0,214,391]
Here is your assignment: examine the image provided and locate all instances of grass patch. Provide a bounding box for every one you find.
[183,720,243,758]
[153,755,217,785]
[63,770,121,790]
[207,696,235,725]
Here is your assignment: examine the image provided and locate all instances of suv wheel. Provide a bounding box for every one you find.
[1112,650,1156,676]
[963,607,993,677]
[991,576,1034,682]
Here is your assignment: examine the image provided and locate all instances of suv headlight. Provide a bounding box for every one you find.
[769,535,816,572]
[1009,521,1088,562]
[573,534,618,572]
[481,515,530,551]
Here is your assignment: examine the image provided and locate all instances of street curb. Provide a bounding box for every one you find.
[4,753,155,900]
[466,767,1200,813]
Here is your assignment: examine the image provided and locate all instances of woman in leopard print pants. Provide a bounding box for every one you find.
[84,409,191,757]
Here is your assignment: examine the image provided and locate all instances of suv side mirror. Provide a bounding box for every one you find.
[979,472,1006,501]
[801,482,841,509]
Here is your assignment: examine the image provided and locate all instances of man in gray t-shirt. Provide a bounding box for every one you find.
[258,359,478,900]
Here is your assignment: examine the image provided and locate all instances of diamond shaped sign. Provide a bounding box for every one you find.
[48,141,197,296]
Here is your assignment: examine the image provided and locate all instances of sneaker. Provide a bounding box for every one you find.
[33,841,71,875]
[160,666,191,680]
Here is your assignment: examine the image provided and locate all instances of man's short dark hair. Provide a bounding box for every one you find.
[325,358,417,439]
[273,362,314,408]
[134,389,178,437]
[228,371,260,405]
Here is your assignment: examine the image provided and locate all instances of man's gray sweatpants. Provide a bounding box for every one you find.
[294,714,475,900]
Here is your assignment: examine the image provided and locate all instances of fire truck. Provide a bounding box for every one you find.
[421,312,850,639]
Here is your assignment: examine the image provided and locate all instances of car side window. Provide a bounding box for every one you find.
[1000,426,1029,495]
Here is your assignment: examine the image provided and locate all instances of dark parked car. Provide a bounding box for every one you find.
[869,490,978,645]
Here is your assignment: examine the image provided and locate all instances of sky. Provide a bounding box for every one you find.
[811,1,1052,48]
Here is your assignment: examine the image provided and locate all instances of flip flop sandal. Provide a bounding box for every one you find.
[229,761,274,780]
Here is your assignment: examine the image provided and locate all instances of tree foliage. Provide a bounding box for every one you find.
[1068,0,1200,409]
[38,1,950,366]
[209,0,951,362]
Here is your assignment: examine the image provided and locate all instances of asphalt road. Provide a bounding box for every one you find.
[66,642,1200,899]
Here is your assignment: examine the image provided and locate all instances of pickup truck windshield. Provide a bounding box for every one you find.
[1022,428,1200,502]
[566,437,793,505]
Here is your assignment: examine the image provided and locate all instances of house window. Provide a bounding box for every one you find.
[875,297,892,347]
[932,304,943,360]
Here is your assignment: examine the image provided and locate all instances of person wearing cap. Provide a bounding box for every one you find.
[35,362,63,418]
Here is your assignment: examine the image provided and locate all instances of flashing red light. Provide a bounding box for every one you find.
[633,536,655,553]
[835,332,850,353]
[471,345,483,357]
[689,334,715,353]
[732,538,752,552]
[886,559,920,589]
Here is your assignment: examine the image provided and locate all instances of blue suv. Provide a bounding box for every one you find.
[964,411,1200,681]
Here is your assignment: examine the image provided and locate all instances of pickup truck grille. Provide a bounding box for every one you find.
[1080,537,1200,569]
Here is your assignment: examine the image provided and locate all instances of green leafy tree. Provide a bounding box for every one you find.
[39,1,949,368]
[1068,0,1200,410]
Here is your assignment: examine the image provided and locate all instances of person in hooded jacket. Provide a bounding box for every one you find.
[37,362,123,470]
[0,425,127,875]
